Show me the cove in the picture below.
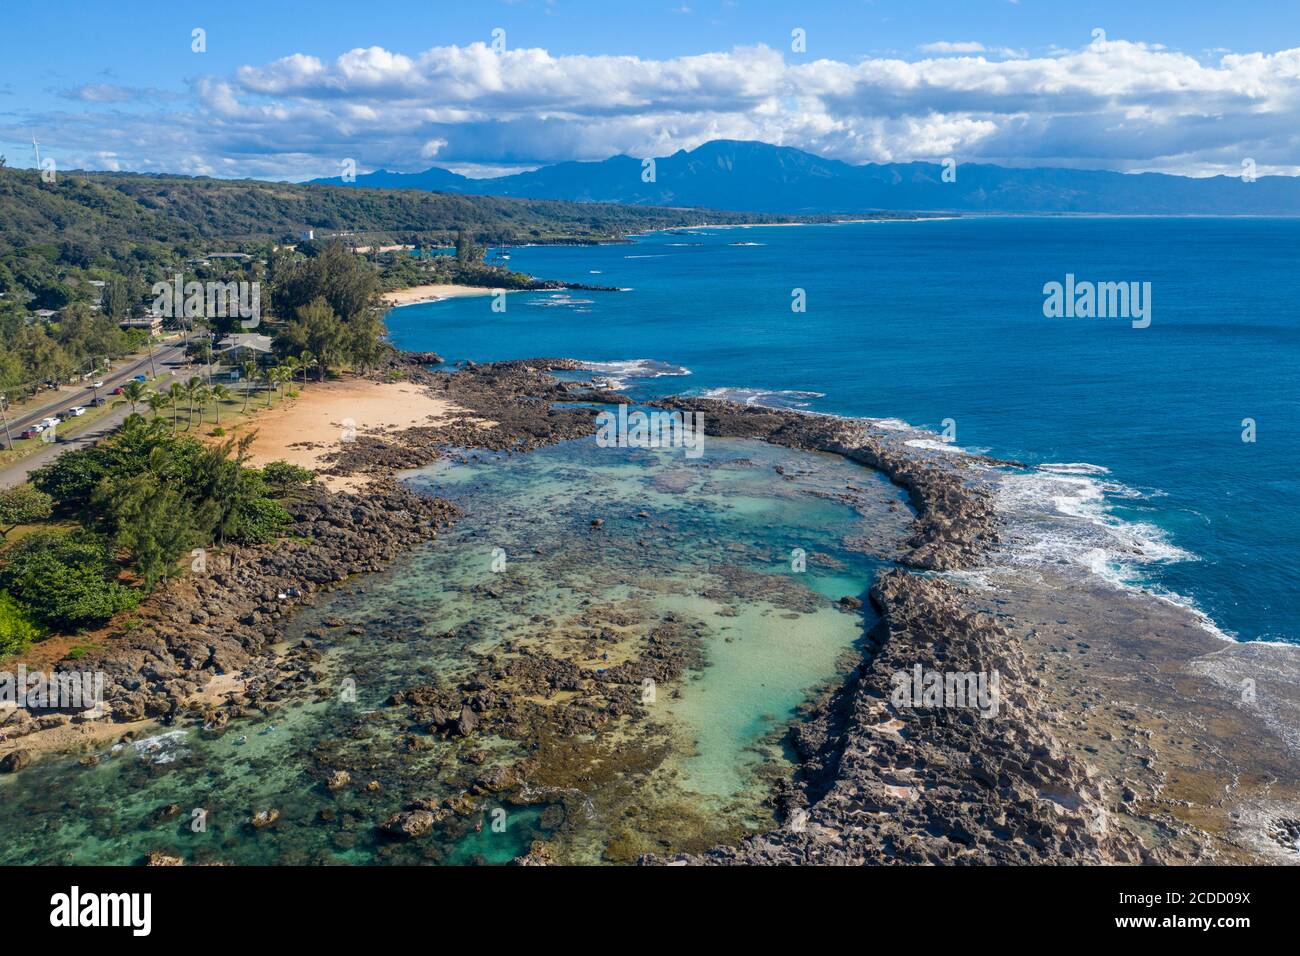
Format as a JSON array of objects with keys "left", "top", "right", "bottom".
[{"left": 0, "top": 435, "right": 911, "bottom": 865}]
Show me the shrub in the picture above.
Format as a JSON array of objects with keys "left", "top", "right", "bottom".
[
  {"left": 0, "top": 591, "right": 44, "bottom": 657},
  {"left": 0, "top": 531, "right": 139, "bottom": 632},
  {"left": 227, "top": 498, "right": 292, "bottom": 544},
  {"left": 260, "top": 460, "right": 315, "bottom": 498}
]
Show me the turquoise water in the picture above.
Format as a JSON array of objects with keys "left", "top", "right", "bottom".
[
  {"left": 0, "top": 437, "right": 908, "bottom": 864},
  {"left": 387, "top": 219, "right": 1300, "bottom": 643}
]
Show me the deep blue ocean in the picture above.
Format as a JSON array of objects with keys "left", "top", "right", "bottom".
[{"left": 386, "top": 218, "right": 1300, "bottom": 644}]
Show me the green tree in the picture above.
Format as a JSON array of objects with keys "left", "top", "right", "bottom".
[
  {"left": 275, "top": 298, "right": 343, "bottom": 381},
  {"left": 121, "top": 378, "right": 147, "bottom": 413},
  {"left": 145, "top": 390, "right": 169, "bottom": 420},
  {"left": 260, "top": 460, "right": 315, "bottom": 498},
  {"left": 0, "top": 531, "right": 139, "bottom": 631},
  {"left": 167, "top": 380, "right": 184, "bottom": 432},
  {"left": 0, "top": 591, "right": 45, "bottom": 657},
  {"left": 0, "top": 485, "right": 54, "bottom": 538},
  {"left": 240, "top": 359, "right": 258, "bottom": 412},
  {"left": 93, "top": 465, "right": 200, "bottom": 589},
  {"left": 210, "top": 383, "right": 232, "bottom": 424}
]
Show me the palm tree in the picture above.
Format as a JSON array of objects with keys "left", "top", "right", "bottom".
[
  {"left": 121, "top": 379, "right": 146, "bottom": 413},
  {"left": 210, "top": 384, "right": 232, "bottom": 425},
  {"left": 192, "top": 383, "right": 212, "bottom": 425},
  {"left": 145, "top": 391, "right": 168, "bottom": 420},
  {"left": 263, "top": 367, "right": 278, "bottom": 407},
  {"left": 298, "top": 351, "right": 317, "bottom": 386},
  {"left": 167, "top": 381, "right": 185, "bottom": 433},
  {"left": 185, "top": 376, "right": 204, "bottom": 428},
  {"left": 241, "top": 359, "right": 258, "bottom": 412},
  {"left": 281, "top": 356, "right": 300, "bottom": 389}
]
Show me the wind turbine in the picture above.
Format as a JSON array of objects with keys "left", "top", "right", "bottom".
[{"left": 31, "top": 135, "right": 40, "bottom": 170}]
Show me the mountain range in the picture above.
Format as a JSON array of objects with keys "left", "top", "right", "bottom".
[{"left": 309, "top": 140, "right": 1300, "bottom": 216}]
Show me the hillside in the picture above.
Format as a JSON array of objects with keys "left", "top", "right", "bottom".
[
  {"left": 311, "top": 139, "right": 1300, "bottom": 216},
  {"left": 0, "top": 165, "right": 805, "bottom": 266}
]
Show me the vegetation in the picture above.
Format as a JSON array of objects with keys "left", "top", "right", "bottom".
[
  {"left": 0, "top": 530, "right": 139, "bottom": 632},
  {"left": 0, "top": 590, "right": 44, "bottom": 657},
  {"left": 0, "top": 416, "right": 313, "bottom": 635},
  {"left": 0, "top": 485, "right": 54, "bottom": 539}
]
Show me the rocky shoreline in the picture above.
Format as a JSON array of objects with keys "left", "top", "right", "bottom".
[{"left": 3, "top": 357, "right": 1296, "bottom": 866}]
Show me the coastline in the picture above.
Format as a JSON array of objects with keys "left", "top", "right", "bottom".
[
  {"left": 381, "top": 284, "right": 502, "bottom": 309},
  {"left": 2, "top": 357, "right": 1297, "bottom": 864}
]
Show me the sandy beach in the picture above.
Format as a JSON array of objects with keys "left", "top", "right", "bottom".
[
  {"left": 238, "top": 378, "right": 474, "bottom": 491},
  {"left": 381, "top": 284, "right": 501, "bottom": 308}
]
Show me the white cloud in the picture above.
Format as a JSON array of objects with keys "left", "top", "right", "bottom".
[
  {"left": 918, "top": 41, "right": 987, "bottom": 54},
  {"left": 9, "top": 38, "right": 1300, "bottom": 179}
]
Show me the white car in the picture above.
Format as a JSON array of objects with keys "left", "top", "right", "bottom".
[
  {"left": 68, "top": 406, "right": 87, "bottom": 416},
  {"left": 39, "top": 417, "right": 60, "bottom": 429},
  {"left": 90, "top": 381, "right": 104, "bottom": 389}
]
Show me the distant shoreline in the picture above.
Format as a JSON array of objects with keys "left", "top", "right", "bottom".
[{"left": 380, "top": 284, "right": 501, "bottom": 308}]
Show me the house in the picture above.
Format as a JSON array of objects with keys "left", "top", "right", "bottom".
[{"left": 215, "top": 332, "right": 274, "bottom": 365}]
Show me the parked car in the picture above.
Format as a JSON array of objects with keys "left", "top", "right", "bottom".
[
  {"left": 90, "top": 397, "right": 107, "bottom": 407},
  {"left": 68, "top": 406, "right": 86, "bottom": 416},
  {"left": 111, "top": 386, "right": 125, "bottom": 395},
  {"left": 20, "top": 428, "right": 42, "bottom": 440},
  {"left": 134, "top": 374, "right": 148, "bottom": 382},
  {"left": 39, "top": 417, "right": 60, "bottom": 429},
  {"left": 90, "top": 380, "right": 104, "bottom": 389}
]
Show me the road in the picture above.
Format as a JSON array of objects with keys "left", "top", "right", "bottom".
[
  {"left": 0, "top": 346, "right": 196, "bottom": 489},
  {"left": 1, "top": 341, "right": 188, "bottom": 441}
]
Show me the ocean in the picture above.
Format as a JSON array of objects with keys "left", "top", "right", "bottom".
[{"left": 387, "top": 217, "right": 1300, "bottom": 645}]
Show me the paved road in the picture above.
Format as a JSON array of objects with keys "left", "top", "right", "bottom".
[
  {"left": 1, "top": 341, "right": 187, "bottom": 442},
  {"left": 0, "top": 347, "right": 196, "bottom": 489}
]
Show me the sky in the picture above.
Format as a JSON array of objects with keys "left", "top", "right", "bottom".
[{"left": 1, "top": 0, "right": 1298, "bottom": 180}]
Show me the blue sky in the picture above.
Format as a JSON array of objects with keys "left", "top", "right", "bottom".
[{"left": 2, "top": 0, "right": 1298, "bottom": 179}]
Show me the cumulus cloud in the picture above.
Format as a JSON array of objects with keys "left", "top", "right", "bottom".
[{"left": 8, "top": 37, "right": 1300, "bottom": 179}]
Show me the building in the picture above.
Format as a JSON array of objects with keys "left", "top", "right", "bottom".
[
  {"left": 119, "top": 315, "right": 163, "bottom": 334},
  {"left": 215, "top": 333, "right": 274, "bottom": 365}
]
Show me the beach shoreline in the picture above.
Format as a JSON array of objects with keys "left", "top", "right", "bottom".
[{"left": 381, "top": 284, "right": 501, "bottom": 308}]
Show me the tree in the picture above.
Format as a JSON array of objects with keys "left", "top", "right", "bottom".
[
  {"left": 184, "top": 376, "right": 203, "bottom": 428},
  {"left": 210, "top": 384, "right": 232, "bottom": 424},
  {"left": 240, "top": 359, "right": 258, "bottom": 412},
  {"left": 167, "top": 381, "right": 185, "bottom": 432},
  {"left": 192, "top": 383, "right": 212, "bottom": 425},
  {"left": 0, "top": 486, "right": 54, "bottom": 538},
  {"left": 30, "top": 447, "right": 111, "bottom": 515},
  {"left": 260, "top": 460, "right": 315, "bottom": 498},
  {"left": 297, "top": 350, "right": 317, "bottom": 385},
  {"left": 121, "top": 379, "right": 147, "bottom": 413},
  {"left": 145, "top": 390, "right": 169, "bottom": 420},
  {"left": 262, "top": 367, "right": 277, "bottom": 406},
  {"left": 0, "top": 590, "right": 44, "bottom": 657},
  {"left": 270, "top": 241, "right": 378, "bottom": 328},
  {"left": 102, "top": 276, "right": 132, "bottom": 321},
  {"left": 0, "top": 531, "right": 139, "bottom": 631},
  {"left": 93, "top": 465, "right": 200, "bottom": 589},
  {"left": 275, "top": 297, "right": 343, "bottom": 381}
]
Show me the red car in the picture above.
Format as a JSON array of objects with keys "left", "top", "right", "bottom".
[
  {"left": 20, "top": 428, "right": 42, "bottom": 440},
  {"left": 111, "top": 386, "right": 125, "bottom": 395}
]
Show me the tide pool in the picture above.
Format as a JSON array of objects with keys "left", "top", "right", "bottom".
[{"left": 0, "top": 436, "right": 909, "bottom": 865}]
